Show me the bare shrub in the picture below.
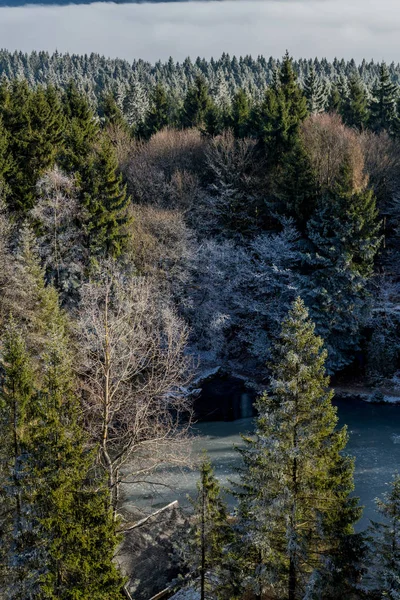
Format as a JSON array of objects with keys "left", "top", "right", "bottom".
[
  {"left": 124, "top": 128, "right": 207, "bottom": 209},
  {"left": 127, "top": 204, "right": 195, "bottom": 289},
  {"left": 301, "top": 113, "right": 367, "bottom": 192}
]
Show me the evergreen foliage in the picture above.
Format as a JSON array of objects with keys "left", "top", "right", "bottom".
[
  {"left": 177, "top": 455, "right": 232, "bottom": 600},
  {"left": 369, "top": 63, "right": 399, "bottom": 135},
  {"left": 82, "top": 137, "right": 130, "bottom": 259},
  {"left": 304, "top": 66, "right": 327, "bottom": 114},
  {"left": 233, "top": 298, "right": 363, "bottom": 600},
  {"left": 275, "top": 139, "right": 319, "bottom": 228},
  {"left": 256, "top": 52, "right": 307, "bottom": 164},
  {"left": 303, "top": 159, "right": 381, "bottom": 370},
  {"left": 372, "top": 474, "right": 400, "bottom": 600},
  {"left": 342, "top": 75, "right": 369, "bottom": 131},
  {"left": 144, "top": 83, "right": 172, "bottom": 137},
  {"left": 182, "top": 76, "right": 212, "bottom": 128}
]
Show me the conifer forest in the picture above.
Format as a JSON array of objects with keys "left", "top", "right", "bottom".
[{"left": 0, "top": 48, "right": 400, "bottom": 599}]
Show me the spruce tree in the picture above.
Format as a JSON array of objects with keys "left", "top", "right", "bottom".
[
  {"left": 99, "top": 91, "right": 126, "bottom": 129},
  {"left": 304, "top": 66, "right": 327, "bottom": 114},
  {"left": 177, "top": 455, "right": 231, "bottom": 600},
  {"left": 275, "top": 139, "right": 319, "bottom": 228},
  {"left": 303, "top": 159, "right": 381, "bottom": 370},
  {"left": 12, "top": 329, "right": 126, "bottom": 600},
  {"left": 60, "top": 81, "right": 99, "bottom": 174},
  {"left": 82, "top": 136, "right": 130, "bottom": 259},
  {"left": 372, "top": 474, "right": 400, "bottom": 600},
  {"left": 257, "top": 52, "right": 307, "bottom": 164},
  {"left": 233, "top": 298, "right": 363, "bottom": 600},
  {"left": 342, "top": 75, "right": 369, "bottom": 131},
  {"left": 144, "top": 83, "right": 171, "bottom": 137},
  {"left": 181, "top": 76, "right": 212, "bottom": 129},
  {"left": 369, "top": 63, "right": 399, "bottom": 134},
  {"left": 230, "top": 88, "right": 251, "bottom": 138},
  {"left": 0, "top": 81, "right": 64, "bottom": 213},
  {"left": 0, "top": 319, "right": 35, "bottom": 591}
]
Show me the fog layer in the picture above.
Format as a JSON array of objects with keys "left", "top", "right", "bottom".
[{"left": 0, "top": 0, "right": 397, "bottom": 62}]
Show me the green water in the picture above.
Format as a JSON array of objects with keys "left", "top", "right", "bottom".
[{"left": 123, "top": 398, "right": 400, "bottom": 530}]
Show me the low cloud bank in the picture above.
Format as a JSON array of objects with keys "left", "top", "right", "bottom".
[{"left": 0, "top": 0, "right": 398, "bottom": 62}]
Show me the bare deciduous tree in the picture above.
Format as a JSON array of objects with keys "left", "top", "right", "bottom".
[
  {"left": 301, "top": 112, "right": 367, "bottom": 192},
  {"left": 32, "top": 167, "right": 86, "bottom": 300},
  {"left": 75, "top": 261, "right": 193, "bottom": 518}
]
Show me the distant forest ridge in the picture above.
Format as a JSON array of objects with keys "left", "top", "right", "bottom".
[{"left": 0, "top": 49, "right": 400, "bottom": 109}]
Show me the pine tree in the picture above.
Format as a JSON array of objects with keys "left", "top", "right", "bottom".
[
  {"left": 0, "top": 81, "right": 64, "bottom": 213},
  {"left": 369, "top": 63, "right": 399, "bottom": 134},
  {"left": 327, "top": 82, "right": 342, "bottom": 113},
  {"left": 275, "top": 139, "right": 319, "bottom": 228},
  {"left": 342, "top": 75, "right": 369, "bottom": 130},
  {"left": 181, "top": 76, "right": 212, "bottom": 129},
  {"left": 304, "top": 66, "right": 327, "bottom": 114},
  {"left": 144, "top": 83, "right": 171, "bottom": 137},
  {"left": 60, "top": 81, "right": 99, "bottom": 174},
  {"left": 372, "top": 474, "right": 400, "bottom": 600},
  {"left": 0, "top": 319, "right": 34, "bottom": 591},
  {"left": 99, "top": 91, "right": 126, "bottom": 129},
  {"left": 0, "top": 320, "right": 126, "bottom": 599},
  {"left": 256, "top": 52, "right": 307, "bottom": 164},
  {"left": 233, "top": 298, "right": 363, "bottom": 600},
  {"left": 230, "top": 88, "right": 251, "bottom": 138},
  {"left": 17, "top": 330, "right": 125, "bottom": 599},
  {"left": 82, "top": 136, "right": 130, "bottom": 259},
  {"left": 177, "top": 455, "right": 232, "bottom": 600},
  {"left": 303, "top": 159, "right": 382, "bottom": 370}
]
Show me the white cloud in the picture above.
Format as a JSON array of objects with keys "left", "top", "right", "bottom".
[{"left": 0, "top": 0, "right": 399, "bottom": 63}]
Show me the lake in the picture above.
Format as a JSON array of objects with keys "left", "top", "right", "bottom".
[{"left": 123, "top": 398, "right": 400, "bottom": 531}]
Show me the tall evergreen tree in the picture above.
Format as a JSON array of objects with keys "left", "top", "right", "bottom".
[
  {"left": 13, "top": 329, "right": 126, "bottom": 600},
  {"left": 82, "top": 137, "right": 130, "bottom": 259},
  {"left": 144, "top": 83, "right": 171, "bottom": 137},
  {"left": 233, "top": 298, "right": 363, "bottom": 600},
  {"left": 341, "top": 75, "right": 369, "bottom": 130},
  {"left": 181, "top": 76, "right": 212, "bottom": 129},
  {"left": 99, "top": 91, "right": 126, "bottom": 129},
  {"left": 0, "top": 81, "right": 64, "bottom": 213},
  {"left": 372, "top": 474, "right": 400, "bottom": 600},
  {"left": 60, "top": 81, "right": 99, "bottom": 174},
  {"left": 275, "top": 139, "right": 319, "bottom": 228},
  {"left": 177, "top": 455, "right": 231, "bottom": 600},
  {"left": 303, "top": 159, "right": 382, "bottom": 370},
  {"left": 230, "top": 88, "right": 251, "bottom": 138},
  {"left": 369, "top": 63, "right": 399, "bottom": 134},
  {"left": 256, "top": 52, "right": 307, "bottom": 164},
  {"left": 304, "top": 66, "right": 327, "bottom": 114},
  {"left": 0, "top": 320, "right": 34, "bottom": 592}
]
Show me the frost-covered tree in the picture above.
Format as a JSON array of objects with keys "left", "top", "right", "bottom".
[
  {"left": 233, "top": 298, "right": 363, "bottom": 600},
  {"left": 32, "top": 167, "right": 86, "bottom": 301},
  {"left": 76, "top": 261, "right": 192, "bottom": 514},
  {"left": 122, "top": 75, "right": 150, "bottom": 131},
  {"left": 204, "top": 130, "right": 258, "bottom": 235},
  {"left": 304, "top": 66, "right": 327, "bottom": 114}
]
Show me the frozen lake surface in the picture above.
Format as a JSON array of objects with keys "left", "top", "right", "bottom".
[{"left": 123, "top": 398, "right": 400, "bottom": 531}]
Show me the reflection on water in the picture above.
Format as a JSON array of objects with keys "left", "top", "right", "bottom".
[{"left": 122, "top": 398, "right": 400, "bottom": 530}]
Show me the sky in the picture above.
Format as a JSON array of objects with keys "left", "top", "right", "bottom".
[{"left": 0, "top": 0, "right": 398, "bottom": 63}]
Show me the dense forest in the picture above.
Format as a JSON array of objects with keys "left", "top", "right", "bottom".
[{"left": 0, "top": 51, "right": 400, "bottom": 598}]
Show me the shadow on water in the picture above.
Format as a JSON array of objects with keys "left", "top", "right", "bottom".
[{"left": 124, "top": 376, "right": 400, "bottom": 531}]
